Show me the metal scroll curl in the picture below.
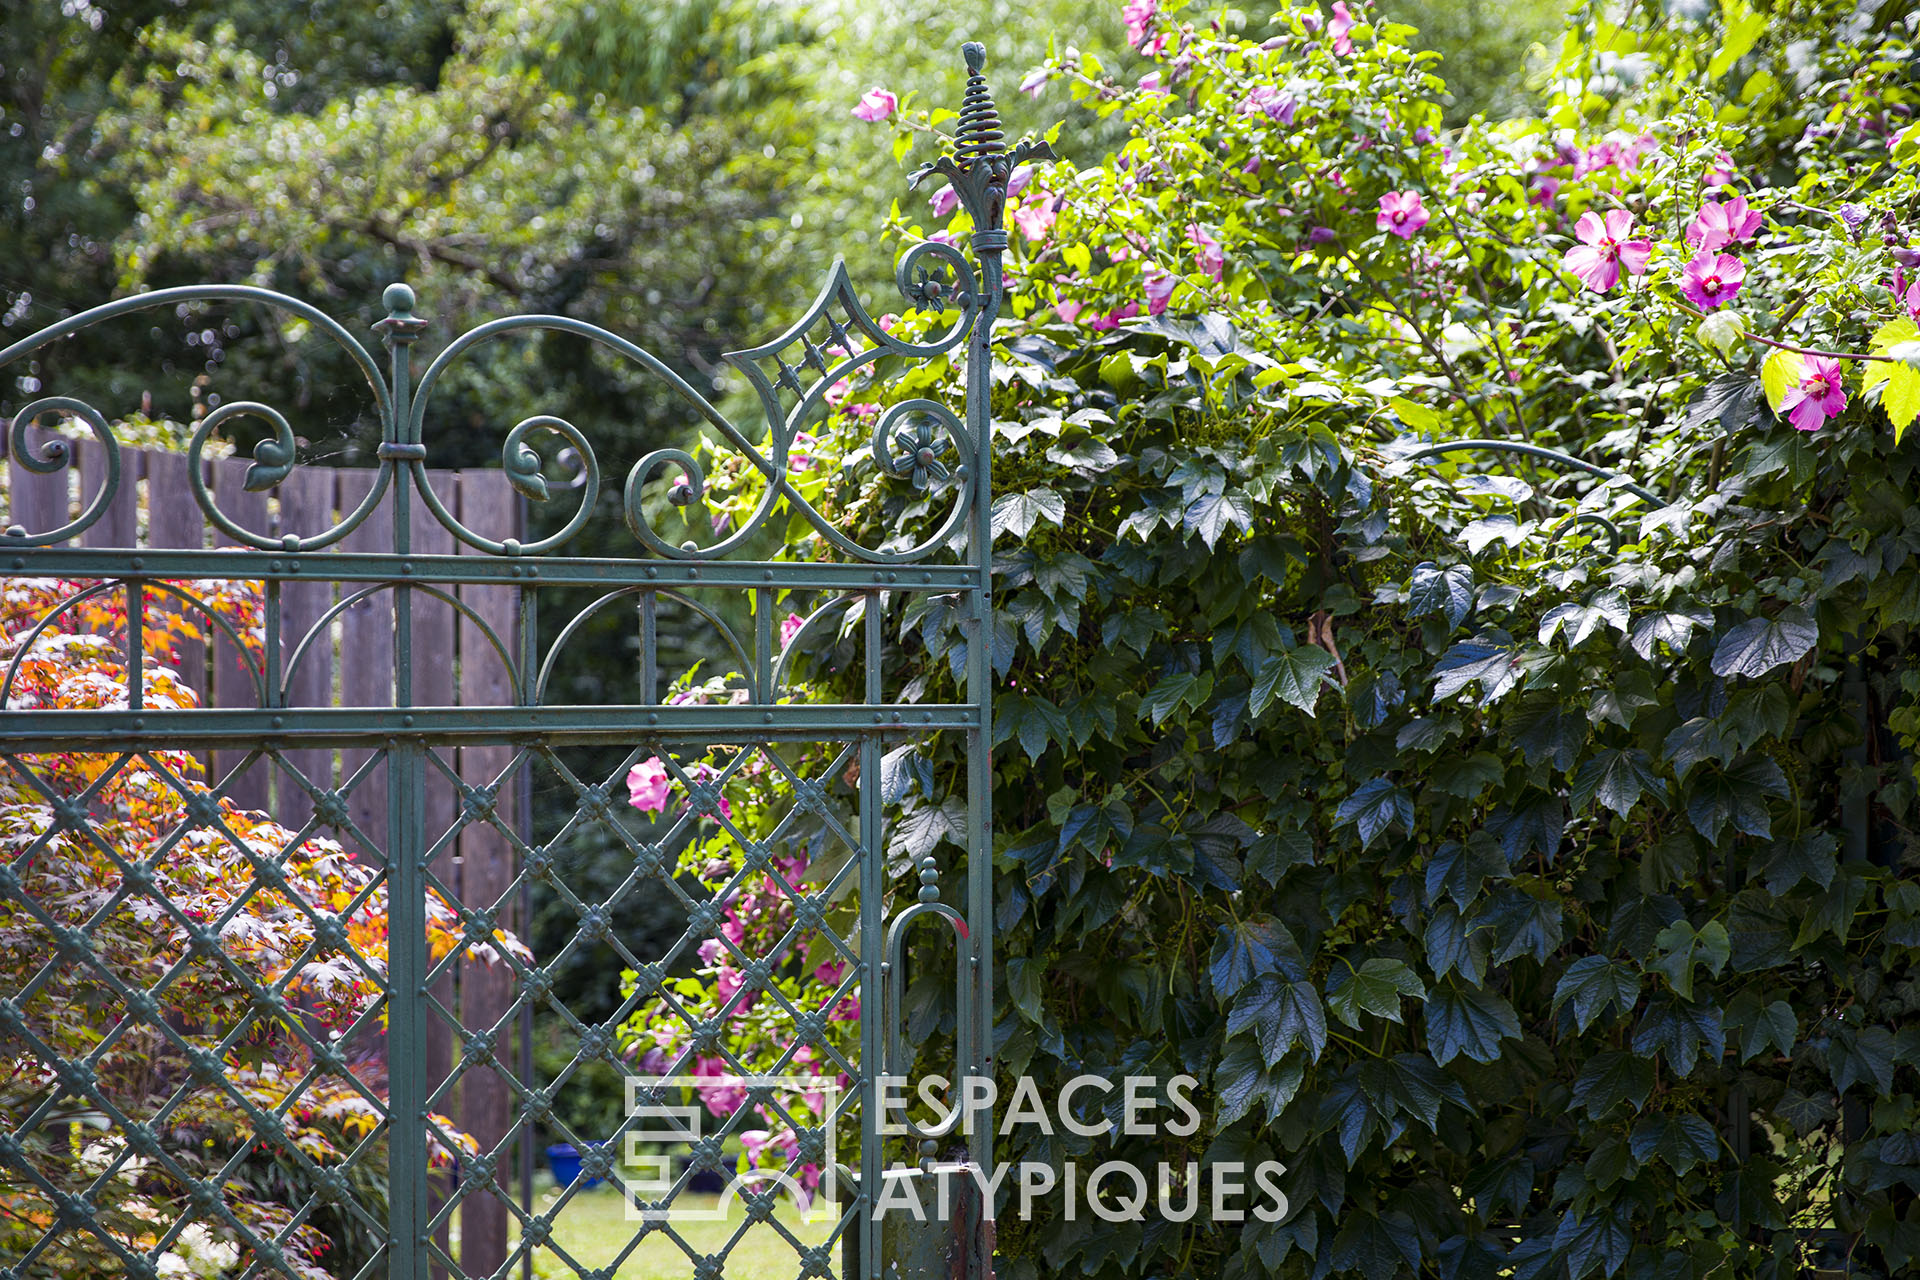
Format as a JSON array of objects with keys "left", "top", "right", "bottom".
[
  {"left": 621, "top": 248, "right": 982, "bottom": 564},
  {"left": 0, "top": 284, "right": 391, "bottom": 549},
  {"left": 410, "top": 413, "right": 601, "bottom": 557}
]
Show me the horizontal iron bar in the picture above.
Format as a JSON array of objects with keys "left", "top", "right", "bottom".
[
  {"left": 0, "top": 704, "right": 977, "bottom": 750},
  {"left": 0, "top": 547, "right": 979, "bottom": 592}
]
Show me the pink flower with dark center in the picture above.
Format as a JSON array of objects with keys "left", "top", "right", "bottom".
[
  {"left": 1687, "top": 196, "right": 1763, "bottom": 252},
  {"left": 1680, "top": 248, "right": 1745, "bottom": 309},
  {"left": 1143, "top": 269, "right": 1177, "bottom": 315},
  {"left": 851, "top": 88, "right": 897, "bottom": 122},
  {"left": 1563, "top": 209, "right": 1652, "bottom": 293},
  {"left": 1329, "top": 1, "right": 1354, "bottom": 54},
  {"left": 1780, "top": 356, "right": 1846, "bottom": 432},
  {"left": 1375, "top": 190, "right": 1429, "bottom": 239},
  {"left": 1187, "top": 224, "right": 1225, "bottom": 279},
  {"left": 929, "top": 186, "right": 958, "bottom": 218}
]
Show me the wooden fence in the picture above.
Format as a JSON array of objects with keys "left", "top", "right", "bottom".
[{"left": 4, "top": 427, "right": 527, "bottom": 1274}]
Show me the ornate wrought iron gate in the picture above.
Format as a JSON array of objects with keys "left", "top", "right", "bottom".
[{"left": 0, "top": 43, "right": 1035, "bottom": 1280}]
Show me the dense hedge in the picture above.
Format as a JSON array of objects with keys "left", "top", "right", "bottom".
[{"left": 762, "top": 1, "right": 1920, "bottom": 1276}]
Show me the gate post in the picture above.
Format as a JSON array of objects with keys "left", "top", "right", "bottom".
[
  {"left": 872, "top": 43, "right": 1055, "bottom": 1279},
  {"left": 377, "top": 282, "right": 433, "bottom": 1280}
]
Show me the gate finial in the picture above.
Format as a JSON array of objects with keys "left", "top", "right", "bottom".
[{"left": 908, "top": 41, "right": 1056, "bottom": 243}]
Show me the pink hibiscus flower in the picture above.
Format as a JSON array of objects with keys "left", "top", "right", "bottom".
[
  {"left": 1375, "top": 190, "right": 1429, "bottom": 239},
  {"left": 1679, "top": 248, "right": 1745, "bottom": 310},
  {"left": 1779, "top": 356, "right": 1846, "bottom": 432},
  {"left": 1563, "top": 210, "right": 1652, "bottom": 293},
  {"left": 626, "top": 757, "right": 670, "bottom": 813},
  {"left": 1329, "top": 1, "right": 1355, "bottom": 54},
  {"left": 1703, "top": 151, "right": 1737, "bottom": 187},
  {"left": 780, "top": 612, "right": 806, "bottom": 648},
  {"left": 1054, "top": 299, "right": 1086, "bottom": 325},
  {"left": 1012, "top": 196, "right": 1056, "bottom": 243},
  {"left": 851, "top": 88, "right": 897, "bottom": 122},
  {"left": 1143, "top": 269, "right": 1177, "bottom": 315},
  {"left": 929, "top": 186, "right": 958, "bottom": 218},
  {"left": 1123, "top": 0, "right": 1164, "bottom": 52},
  {"left": 1687, "top": 196, "right": 1763, "bottom": 252},
  {"left": 1187, "top": 224, "right": 1225, "bottom": 279}
]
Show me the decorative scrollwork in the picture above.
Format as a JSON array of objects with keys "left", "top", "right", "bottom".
[
  {"left": 0, "top": 284, "right": 390, "bottom": 551},
  {"left": 4, "top": 398, "right": 116, "bottom": 546}
]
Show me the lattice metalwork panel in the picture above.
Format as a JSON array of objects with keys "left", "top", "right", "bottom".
[{"left": 0, "top": 39, "right": 1033, "bottom": 1280}]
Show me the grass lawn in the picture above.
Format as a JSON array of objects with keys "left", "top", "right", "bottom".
[{"left": 504, "top": 1183, "right": 840, "bottom": 1280}]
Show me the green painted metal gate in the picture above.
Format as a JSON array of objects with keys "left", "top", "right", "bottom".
[{"left": 0, "top": 44, "right": 1039, "bottom": 1280}]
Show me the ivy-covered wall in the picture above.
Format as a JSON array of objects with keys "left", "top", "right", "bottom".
[{"left": 673, "top": 0, "right": 1920, "bottom": 1275}]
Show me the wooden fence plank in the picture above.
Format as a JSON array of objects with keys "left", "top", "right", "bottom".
[
  {"left": 77, "top": 438, "right": 140, "bottom": 549},
  {"left": 335, "top": 469, "right": 394, "bottom": 850},
  {"left": 142, "top": 450, "right": 207, "bottom": 744},
  {"left": 5, "top": 425, "right": 69, "bottom": 539},
  {"left": 457, "top": 469, "right": 520, "bottom": 1276},
  {"left": 275, "top": 468, "right": 337, "bottom": 829},
  {"left": 211, "top": 456, "right": 270, "bottom": 812}
]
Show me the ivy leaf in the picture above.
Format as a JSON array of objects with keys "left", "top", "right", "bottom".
[
  {"left": 1425, "top": 833, "right": 1509, "bottom": 907},
  {"left": 1556, "top": 1204, "right": 1633, "bottom": 1280},
  {"left": 1710, "top": 607, "right": 1818, "bottom": 678},
  {"left": 1461, "top": 513, "right": 1533, "bottom": 554},
  {"left": 1409, "top": 561, "right": 1475, "bottom": 629},
  {"left": 1756, "top": 830, "right": 1838, "bottom": 894},
  {"left": 1629, "top": 606, "right": 1713, "bottom": 659},
  {"left": 1138, "top": 670, "right": 1213, "bottom": 726},
  {"left": 1228, "top": 973, "right": 1328, "bottom": 1063},
  {"left": 1326, "top": 958, "right": 1426, "bottom": 1028},
  {"left": 1632, "top": 995, "right": 1725, "bottom": 1077},
  {"left": 1214, "top": 1039, "right": 1305, "bottom": 1127},
  {"left": 1508, "top": 697, "right": 1585, "bottom": 771},
  {"left": 1488, "top": 792, "right": 1566, "bottom": 863},
  {"left": 1682, "top": 371, "right": 1764, "bottom": 432},
  {"left": 1571, "top": 1051, "right": 1656, "bottom": 1118},
  {"left": 1210, "top": 914, "right": 1305, "bottom": 998},
  {"left": 989, "top": 488, "right": 1067, "bottom": 540},
  {"left": 1246, "top": 829, "right": 1316, "bottom": 884},
  {"left": 1425, "top": 902, "right": 1490, "bottom": 985},
  {"left": 1552, "top": 956, "right": 1643, "bottom": 1032},
  {"left": 1432, "top": 635, "right": 1524, "bottom": 705},
  {"left": 1336, "top": 778, "right": 1415, "bottom": 850},
  {"left": 1184, "top": 490, "right": 1254, "bottom": 549},
  {"left": 1425, "top": 981, "right": 1521, "bottom": 1065},
  {"left": 1330, "top": 1210, "right": 1422, "bottom": 1280},
  {"left": 1726, "top": 992, "right": 1797, "bottom": 1062},
  {"left": 1684, "top": 752, "right": 1789, "bottom": 843},
  {"left": 1539, "top": 589, "right": 1630, "bottom": 647},
  {"left": 1570, "top": 748, "right": 1668, "bottom": 819},
  {"left": 1828, "top": 1026, "right": 1897, "bottom": 1096},
  {"left": 1649, "top": 919, "right": 1731, "bottom": 1001},
  {"left": 1484, "top": 888, "right": 1565, "bottom": 964},
  {"left": 1250, "top": 646, "right": 1337, "bottom": 717}
]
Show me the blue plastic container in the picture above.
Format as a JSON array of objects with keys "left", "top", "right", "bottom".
[{"left": 545, "top": 1142, "right": 604, "bottom": 1189}]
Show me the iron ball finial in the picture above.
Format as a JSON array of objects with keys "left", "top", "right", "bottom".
[{"left": 382, "top": 282, "right": 416, "bottom": 315}]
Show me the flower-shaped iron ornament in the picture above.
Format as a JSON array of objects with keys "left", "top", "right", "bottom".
[{"left": 872, "top": 400, "right": 964, "bottom": 491}]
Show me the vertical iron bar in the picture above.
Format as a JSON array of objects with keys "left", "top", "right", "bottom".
[
  {"left": 640, "top": 592, "right": 658, "bottom": 705},
  {"left": 379, "top": 281, "right": 429, "bottom": 1280},
  {"left": 755, "top": 587, "right": 773, "bottom": 702},
  {"left": 861, "top": 587, "right": 885, "bottom": 1275},
  {"left": 263, "top": 579, "right": 281, "bottom": 708},
  {"left": 127, "top": 580, "right": 144, "bottom": 711}
]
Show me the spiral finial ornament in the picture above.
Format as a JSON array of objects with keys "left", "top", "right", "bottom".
[{"left": 954, "top": 43, "right": 1005, "bottom": 168}]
